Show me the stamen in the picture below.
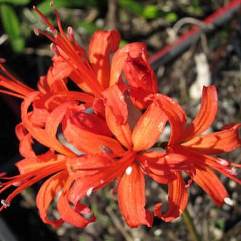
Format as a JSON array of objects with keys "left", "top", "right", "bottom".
[
  {"left": 1, "top": 199, "right": 10, "bottom": 208},
  {"left": 218, "top": 158, "right": 229, "bottom": 167},
  {"left": 185, "top": 178, "right": 193, "bottom": 188},
  {"left": 224, "top": 197, "right": 234, "bottom": 206},
  {"left": 86, "top": 187, "right": 94, "bottom": 197},
  {"left": 125, "top": 166, "right": 133, "bottom": 175},
  {"left": 33, "top": 6, "right": 56, "bottom": 32},
  {"left": 67, "top": 26, "right": 74, "bottom": 41},
  {"left": 228, "top": 167, "right": 238, "bottom": 176},
  {"left": 54, "top": 9, "right": 65, "bottom": 35},
  {"left": 50, "top": 43, "right": 60, "bottom": 55},
  {"left": 33, "top": 27, "right": 40, "bottom": 36}
]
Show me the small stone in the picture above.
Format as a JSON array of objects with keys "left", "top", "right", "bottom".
[{"left": 224, "top": 197, "right": 234, "bottom": 206}]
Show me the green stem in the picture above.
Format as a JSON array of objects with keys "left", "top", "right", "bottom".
[{"left": 182, "top": 209, "right": 202, "bottom": 241}]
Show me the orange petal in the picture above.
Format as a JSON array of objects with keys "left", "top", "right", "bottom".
[
  {"left": 155, "top": 94, "right": 187, "bottom": 144},
  {"left": 132, "top": 102, "right": 167, "bottom": 151},
  {"left": 15, "top": 123, "right": 36, "bottom": 158},
  {"left": 124, "top": 52, "right": 157, "bottom": 108},
  {"left": 117, "top": 163, "right": 153, "bottom": 227},
  {"left": 109, "top": 42, "right": 146, "bottom": 86},
  {"left": 88, "top": 30, "right": 120, "bottom": 88},
  {"left": 62, "top": 113, "right": 125, "bottom": 156},
  {"left": 105, "top": 105, "right": 132, "bottom": 149},
  {"left": 65, "top": 106, "right": 112, "bottom": 137},
  {"left": 21, "top": 92, "right": 74, "bottom": 157},
  {"left": 36, "top": 172, "right": 66, "bottom": 228},
  {"left": 154, "top": 172, "right": 188, "bottom": 222},
  {"left": 68, "top": 151, "right": 135, "bottom": 205},
  {"left": 191, "top": 167, "right": 228, "bottom": 206},
  {"left": 183, "top": 85, "right": 218, "bottom": 141},
  {"left": 139, "top": 153, "right": 175, "bottom": 184},
  {"left": 103, "top": 84, "right": 128, "bottom": 124},
  {"left": 66, "top": 154, "right": 114, "bottom": 174},
  {"left": 182, "top": 123, "right": 241, "bottom": 154},
  {"left": 16, "top": 151, "right": 57, "bottom": 174},
  {"left": 57, "top": 185, "right": 95, "bottom": 228}
]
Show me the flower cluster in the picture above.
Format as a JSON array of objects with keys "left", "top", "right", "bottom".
[{"left": 0, "top": 8, "right": 240, "bottom": 228}]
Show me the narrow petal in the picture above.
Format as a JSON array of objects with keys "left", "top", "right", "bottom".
[
  {"left": 16, "top": 124, "right": 36, "bottom": 158},
  {"left": 132, "top": 102, "right": 167, "bottom": 151},
  {"left": 139, "top": 153, "right": 175, "bottom": 184},
  {"left": 182, "top": 85, "right": 218, "bottom": 141},
  {"left": 88, "top": 30, "right": 120, "bottom": 88},
  {"left": 154, "top": 94, "right": 187, "bottom": 144},
  {"left": 124, "top": 52, "right": 157, "bottom": 108},
  {"left": 68, "top": 151, "right": 135, "bottom": 205},
  {"left": 103, "top": 84, "right": 128, "bottom": 124},
  {"left": 191, "top": 167, "right": 228, "bottom": 206},
  {"left": 57, "top": 185, "right": 95, "bottom": 228},
  {"left": 117, "top": 163, "right": 153, "bottom": 227},
  {"left": 16, "top": 151, "right": 57, "bottom": 174},
  {"left": 105, "top": 105, "right": 132, "bottom": 149},
  {"left": 66, "top": 154, "right": 114, "bottom": 174},
  {"left": 66, "top": 106, "right": 112, "bottom": 137},
  {"left": 182, "top": 123, "right": 241, "bottom": 154},
  {"left": 154, "top": 172, "right": 188, "bottom": 222},
  {"left": 109, "top": 42, "right": 146, "bottom": 86},
  {"left": 21, "top": 92, "right": 74, "bottom": 157},
  {"left": 36, "top": 172, "right": 66, "bottom": 228},
  {"left": 62, "top": 113, "right": 125, "bottom": 156}
]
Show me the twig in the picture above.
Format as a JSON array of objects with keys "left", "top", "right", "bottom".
[
  {"left": 182, "top": 208, "right": 202, "bottom": 241},
  {"left": 106, "top": 0, "right": 118, "bottom": 29},
  {"left": 106, "top": 206, "right": 133, "bottom": 241}
]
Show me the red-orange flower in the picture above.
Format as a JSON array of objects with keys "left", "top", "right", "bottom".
[
  {"left": 150, "top": 86, "right": 241, "bottom": 219},
  {"left": 0, "top": 7, "right": 240, "bottom": 230},
  {"left": 0, "top": 9, "right": 159, "bottom": 228},
  {"left": 61, "top": 83, "right": 190, "bottom": 227}
]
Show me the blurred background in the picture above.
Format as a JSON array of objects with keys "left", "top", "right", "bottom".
[{"left": 0, "top": 0, "right": 241, "bottom": 241}]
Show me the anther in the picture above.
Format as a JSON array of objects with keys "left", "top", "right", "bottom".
[
  {"left": 1, "top": 199, "right": 10, "bottom": 208},
  {"left": 229, "top": 167, "right": 237, "bottom": 176},
  {"left": 125, "top": 166, "right": 133, "bottom": 175},
  {"left": 33, "top": 28, "right": 40, "bottom": 36},
  {"left": 218, "top": 158, "right": 229, "bottom": 167},
  {"left": 67, "top": 26, "right": 74, "bottom": 40},
  {"left": 86, "top": 187, "right": 94, "bottom": 197}
]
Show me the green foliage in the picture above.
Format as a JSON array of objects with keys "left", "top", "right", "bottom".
[
  {"left": 78, "top": 21, "right": 99, "bottom": 35},
  {"left": 119, "top": 0, "right": 178, "bottom": 22},
  {"left": 119, "top": 0, "right": 144, "bottom": 16},
  {"left": 164, "top": 12, "right": 178, "bottom": 23},
  {"left": 142, "top": 5, "right": 160, "bottom": 19},
  {"left": 0, "top": 4, "right": 25, "bottom": 52},
  {"left": 0, "top": 0, "right": 30, "bottom": 5},
  {"left": 186, "top": 0, "right": 203, "bottom": 15},
  {"left": 215, "top": 219, "right": 225, "bottom": 230},
  {"left": 37, "top": 0, "right": 98, "bottom": 14}
]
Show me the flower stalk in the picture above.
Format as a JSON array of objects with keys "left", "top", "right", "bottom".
[{"left": 182, "top": 209, "right": 202, "bottom": 241}]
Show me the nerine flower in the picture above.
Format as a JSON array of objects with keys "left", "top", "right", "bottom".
[
  {"left": 0, "top": 7, "right": 159, "bottom": 228},
  {"left": 0, "top": 6, "right": 240, "bottom": 230},
  {"left": 150, "top": 86, "right": 241, "bottom": 219}
]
